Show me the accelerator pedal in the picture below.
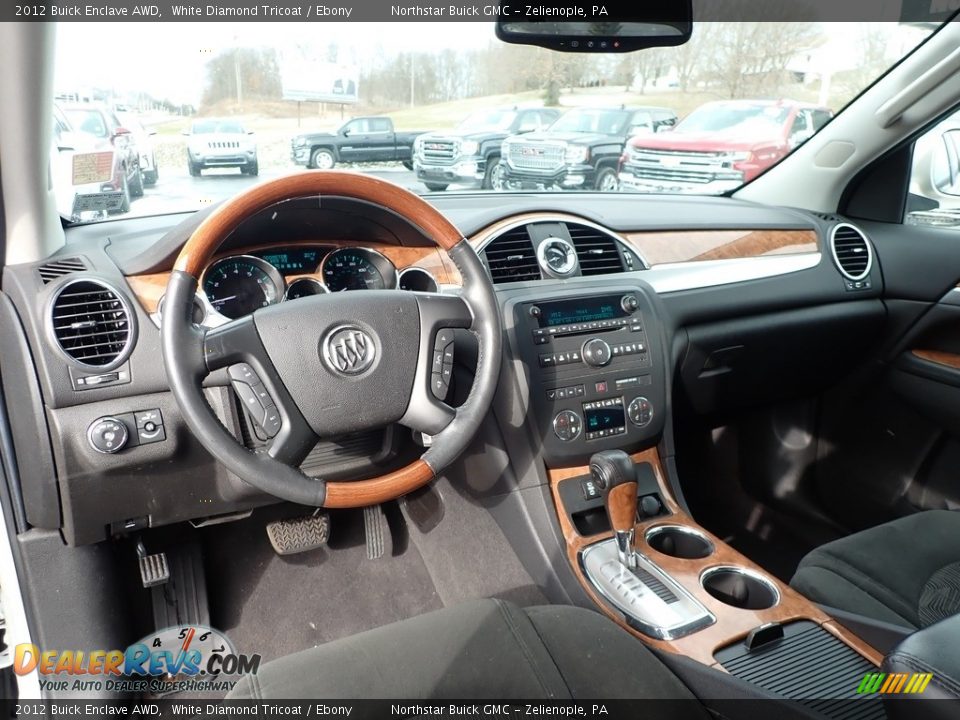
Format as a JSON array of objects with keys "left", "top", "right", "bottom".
[
  {"left": 266, "top": 511, "right": 330, "bottom": 556},
  {"left": 363, "top": 505, "right": 393, "bottom": 560}
]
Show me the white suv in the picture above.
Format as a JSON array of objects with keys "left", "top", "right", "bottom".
[{"left": 183, "top": 118, "right": 258, "bottom": 176}]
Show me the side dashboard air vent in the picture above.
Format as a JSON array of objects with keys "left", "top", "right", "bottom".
[
  {"left": 566, "top": 223, "right": 626, "bottom": 276},
  {"left": 50, "top": 280, "right": 134, "bottom": 367},
  {"left": 830, "top": 223, "right": 872, "bottom": 281},
  {"left": 482, "top": 226, "right": 542, "bottom": 284},
  {"left": 37, "top": 257, "right": 87, "bottom": 284}
]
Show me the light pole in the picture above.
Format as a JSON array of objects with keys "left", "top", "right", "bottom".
[
  {"left": 234, "top": 35, "right": 243, "bottom": 105},
  {"left": 410, "top": 53, "right": 415, "bottom": 108}
]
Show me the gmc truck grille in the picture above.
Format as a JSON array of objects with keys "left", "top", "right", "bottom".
[
  {"left": 626, "top": 148, "right": 733, "bottom": 184},
  {"left": 507, "top": 142, "right": 565, "bottom": 172},
  {"left": 421, "top": 139, "right": 458, "bottom": 165}
]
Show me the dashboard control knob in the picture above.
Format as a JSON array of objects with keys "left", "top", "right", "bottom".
[
  {"left": 627, "top": 397, "right": 654, "bottom": 427},
  {"left": 581, "top": 338, "right": 612, "bottom": 367},
  {"left": 552, "top": 410, "right": 582, "bottom": 442},
  {"left": 529, "top": 305, "right": 542, "bottom": 319},
  {"left": 621, "top": 295, "right": 639, "bottom": 313},
  {"left": 87, "top": 417, "right": 129, "bottom": 454}
]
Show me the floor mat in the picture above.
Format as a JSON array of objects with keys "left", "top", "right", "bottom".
[
  {"left": 200, "top": 505, "right": 443, "bottom": 665},
  {"left": 402, "top": 478, "right": 547, "bottom": 608}
]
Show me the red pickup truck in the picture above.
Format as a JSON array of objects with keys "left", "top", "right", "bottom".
[{"left": 618, "top": 99, "right": 832, "bottom": 195}]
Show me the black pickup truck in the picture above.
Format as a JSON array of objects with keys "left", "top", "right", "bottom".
[
  {"left": 412, "top": 107, "right": 561, "bottom": 191},
  {"left": 500, "top": 106, "right": 678, "bottom": 192},
  {"left": 291, "top": 116, "right": 430, "bottom": 170}
]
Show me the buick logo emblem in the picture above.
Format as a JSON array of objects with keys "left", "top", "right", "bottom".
[{"left": 323, "top": 326, "right": 376, "bottom": 375}]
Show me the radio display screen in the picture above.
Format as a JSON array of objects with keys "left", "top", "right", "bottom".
[
  {"left": 585, "top": 406, "right": 626, "bottom": 432},
  {"left": 538, "top": 295, "right": 626, "bottom": 328}
]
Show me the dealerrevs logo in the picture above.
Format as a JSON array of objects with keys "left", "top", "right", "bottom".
[{"left": 14, "top": 625, "right": 260, "bottom": 682}]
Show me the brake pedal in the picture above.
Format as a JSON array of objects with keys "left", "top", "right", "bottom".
[
  {"left": 363, "top": 505, "right": 393, "bottom": 560},
  {"left": 137, "top": 543, "right": 170, "bottom": 588},
  {"left": 266, "top": 512, "right": 330, "bottom": 555},
  {"left": 139, "top": 552, "right": 170, "bottom": 588}
]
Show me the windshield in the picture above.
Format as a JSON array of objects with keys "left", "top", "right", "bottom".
[
  {"left": 676, "top": 103, "right": 791, "bottom": 135},
  {"left": 550, "top": 109, "right": 631, "bottom": 135},
  {"left": 52, "top": 21, "right": 936, "bottom": 223},
  {"left": 191, "top": 120, "right": 248, "bottom": 135},
  {"left": 64, "top": 109, "right": 110, "bottom": 140},
  {"left": 457, "top": 110, "right": 518, "bottom": 133}
]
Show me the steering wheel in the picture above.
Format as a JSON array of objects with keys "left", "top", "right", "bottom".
[{"left": 161, "top": 172, "right": 502, "bottom": 507}]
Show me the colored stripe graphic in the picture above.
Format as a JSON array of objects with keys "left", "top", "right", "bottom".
[{"left": 857, "top": 672, "right": 933, "bottom": 694}]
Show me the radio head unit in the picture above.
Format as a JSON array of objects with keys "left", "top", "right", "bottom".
[{"left": 512, "top": 286, "right": 666, "bottom": 465}]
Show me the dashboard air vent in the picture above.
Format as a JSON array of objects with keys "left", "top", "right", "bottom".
[
  {"left": 50, "top": 280, "right": 133, "bottom": 367},
  {"left": 830, "top": 223, "right": 872, "bottom": 281},
  {"left": 482, "top": 226, "right": 542, "bottom": 284},
  {"left": 567, "top": 223, "right": 626, "bottom": 276},
  {"left": 37, "top": 257, "right": 87, "bottom": 284}
]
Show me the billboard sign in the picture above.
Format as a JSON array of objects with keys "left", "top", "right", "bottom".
[{"left": 280, "top": 47, "right": 359, "bottom": 104}]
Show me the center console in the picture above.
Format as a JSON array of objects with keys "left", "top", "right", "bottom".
[{"left": 509, "top": 286, "right": 666, "bottom": 465}]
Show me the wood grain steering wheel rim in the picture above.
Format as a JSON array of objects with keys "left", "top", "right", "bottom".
[{"left": 161, "top": 171, "right": 502, "bottom": 508}]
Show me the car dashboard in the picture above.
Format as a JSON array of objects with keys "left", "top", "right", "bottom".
[{"left": 0, "top": 190, "right": 877, "bottom": 547}]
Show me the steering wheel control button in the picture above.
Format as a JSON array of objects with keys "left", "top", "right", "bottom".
[
  {"left": 228, "top": 363, "right": 282, "bottom": 439},
  {"left": 228, "top": 363, "right": 258, "bottom": 383},
  {"left": 88, "top": 417, "right": 130, "bottom": 454},
  {"left": 582, "top": 338, "right": 612, "bottom": 367},
  {"left": 628, "top": 397, "right": 654, "bottom": 427},
  {"left": 261, "top": 406, "right": 282, "bottom": 438},
  {"left": 431, "top": 330, "right": 456, "bottom": 400},
  {"left": 553, "top": 410, "right": 583, "bottom": 442}
]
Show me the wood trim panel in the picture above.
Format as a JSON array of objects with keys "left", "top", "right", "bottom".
[
  {"left": 548, "top": 448, "right": 882, "bottom": 669},
  {"left": 323, "top": 459, "right": 434, "bottom": 509},
  {"left": 174, "top": 171, "right": 465, "bottom": 276},
  {"left": 912, "top": 349, "right": 960, "bottom": 370},
  {"left": 466, "top": 213, "right": 817, "bottom": 268},
  {"left": 125, "top": 240, "right": 462, "bottom": 315},
  {"left": 624, "top": 229, "right": 819, "bottom": 266}
]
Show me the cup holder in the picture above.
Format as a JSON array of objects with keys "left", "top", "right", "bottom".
[
  {"left": 701, "top": 566, "right": 780, "bottom": 610},
  {"left": 645, "top": 525, "right": 714, "bottom": 560}
]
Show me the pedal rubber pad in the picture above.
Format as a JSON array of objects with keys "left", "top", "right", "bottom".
[
  {"left": 363, "top": 505, "right": 393, "bottom": 560},
  {"left": 266, "top": 513, "right": 330, "bottom": 556},
  {"left": 139, "top": 552, "right": 170, "bottom": 588}
]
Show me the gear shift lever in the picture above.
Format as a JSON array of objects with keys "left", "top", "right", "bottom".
[{"left": 590, "top": 450, "right": 638, "bottom": 568}]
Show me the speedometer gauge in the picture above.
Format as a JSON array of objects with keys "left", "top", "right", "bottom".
[
  {"left": 320, "top": 248, "right": 397, "bottom": 292},
  {"left": 202, "top": 256, "right": 284, "bottom": 319}
]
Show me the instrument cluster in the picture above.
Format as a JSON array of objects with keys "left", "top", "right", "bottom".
[{"left": 200, "top": 246, "right": 439, "bottom": 320}]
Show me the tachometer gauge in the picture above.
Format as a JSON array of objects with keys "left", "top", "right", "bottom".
[
  {"left": 320, "top": 248, "right": 397, "bottom": 292},
  {"left": 202, "top": 256, "right": 284, "bottom": 319}
]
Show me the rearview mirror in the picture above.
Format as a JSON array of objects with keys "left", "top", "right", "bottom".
[{"left": 495, "top": 2, "right": 692, "bottom": 52}]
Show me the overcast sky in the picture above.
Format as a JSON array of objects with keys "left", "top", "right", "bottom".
[
  {"left": 55, "top": 22, "right": 491, "bottom": 105},
  {"left": 54, "top": 21, "right": 929, "bottom": 106}
]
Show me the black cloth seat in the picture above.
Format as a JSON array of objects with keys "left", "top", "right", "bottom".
[
  {"left": 790, "top": 510, "right": 960, "bottom": 630},
  {"left": 227, "top": 598, "right": 707, "bottom": 714}
]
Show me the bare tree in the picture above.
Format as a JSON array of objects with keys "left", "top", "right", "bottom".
[{"left": 697, "top": 22, "right": 822, "bottom": 99}]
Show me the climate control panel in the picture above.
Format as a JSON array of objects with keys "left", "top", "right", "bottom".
[{"left": 512, "top": 287, "right": 666, "bottom": 465}]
